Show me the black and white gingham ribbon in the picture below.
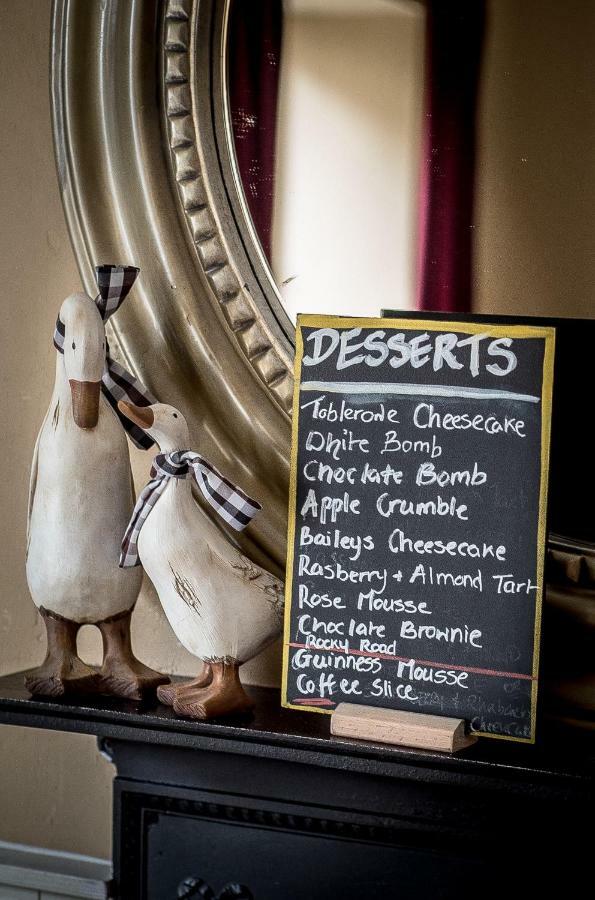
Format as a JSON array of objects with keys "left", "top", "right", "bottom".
[
  {"left": 120, "top": 451, "right": 261, "bottom": 567},
  {"left": 53, "top": 265, "right": 156, "bottom": 449}
]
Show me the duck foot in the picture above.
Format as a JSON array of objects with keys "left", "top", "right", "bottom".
[
  {"left": 173, "top": 661, "right": 254, "bottom": 720},
  {"left": 99, "top": 660, "right": 170, "bottom": 701},
  {"left": 97, "top": 609, "right": 169, "bottom": 700},
  {"left": 25, "top": 608, "right": 102, "bottom": 697},
  {"left": 157, "top": 663, "right": 213, "bottom": 707},
  {"left": 25, "top": 658, "right": 102, "bottom": 698}
]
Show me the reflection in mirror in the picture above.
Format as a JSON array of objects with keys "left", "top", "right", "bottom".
[
  {"left": 274, "top": 0, "right": 426, "bottom": 322},
  {"left": 227, "top": 0, "right": 595, "bottom": 325},
  {"left": 228, "top": 0, "right": 426, "bottom": 322}
]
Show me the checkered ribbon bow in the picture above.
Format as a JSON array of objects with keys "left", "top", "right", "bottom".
[
  {"left": 120, "top": 450, "right": 262, "bottom": 567},
  {"left": 53, "top": 265, "right": 156, "bottom": 449}
]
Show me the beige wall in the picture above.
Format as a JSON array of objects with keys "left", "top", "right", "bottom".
[
  {"left": 475, "top": 0, "right": 595, "bottom": 317},
  {"left": 0, "top": 0, "right": 113, "bottom": 859}
]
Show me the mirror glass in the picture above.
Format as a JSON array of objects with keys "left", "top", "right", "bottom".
[{"left": 227, "top": 0, "right": 595, "bottom": 324}]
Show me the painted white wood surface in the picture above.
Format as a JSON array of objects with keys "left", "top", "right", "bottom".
[
  {"left": 26, "top": 294, "right": 142, "bottom": 623},
  {"left": 0, "top": 887, "right": 37, "bottom": 899},
  {"left": 133, "top": 405, "right": 284, "bottom": 663},
  {"left": 0, "top": 841, "right": 109, "bottom": 899}
]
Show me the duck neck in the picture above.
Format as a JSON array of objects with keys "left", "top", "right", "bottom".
[
  {"left": 158, "top": 440, "right": 188, "bottom": 455},
  {"left": 154, "top": 445, "right": 194, "bottom": 495},
  {"left": 54, "top": 353, "right": 73, "bottom": 407}
]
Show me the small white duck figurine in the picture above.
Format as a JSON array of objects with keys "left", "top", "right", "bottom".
[
  {"left": 118, "top": 401, "right": 284, "bottom": 719},
  {"left": 26, "top": 265, "right": 168, "bottom": 699}
]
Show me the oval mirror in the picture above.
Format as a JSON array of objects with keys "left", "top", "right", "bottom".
[{"left": 226, "top": 0, "right": 595, "bottom": 328}]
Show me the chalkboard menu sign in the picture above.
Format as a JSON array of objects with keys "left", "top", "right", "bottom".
[{"left": 282, "top": 315, "right": 555, "bottom": 743}]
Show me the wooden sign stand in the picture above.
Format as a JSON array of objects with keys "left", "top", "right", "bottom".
[{"left": 331, "top": 703, "right": 478, "bottom": 754}]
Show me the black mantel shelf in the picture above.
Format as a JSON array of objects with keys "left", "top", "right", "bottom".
[
  {"left": 0, "top": 670, "right": 593, "bottom": 786},
  {"left": 2, "top": 670, "right": 595, "bottom": 897}
]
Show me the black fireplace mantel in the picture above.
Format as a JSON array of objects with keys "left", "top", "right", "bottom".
[
  {"left": 1, "top": 670, "right": 593, "bottom": 899},
  {"left": 1, "top": 670, "right": 593, "bottom": 779}
]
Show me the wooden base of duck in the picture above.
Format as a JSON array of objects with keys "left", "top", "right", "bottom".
[
  {"left": 157, "top": 661, "right": 254, "bottom": 720},
  {"left": 331, "top": 703, "right": 478, "bottom": 754},
  {"left": 25, "top": 607, "right": 169, "bottom": 701}
]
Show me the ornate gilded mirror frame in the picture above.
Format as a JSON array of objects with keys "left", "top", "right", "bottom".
[{"left": 51, "top": 0, "right": 292, "bottom": 578}]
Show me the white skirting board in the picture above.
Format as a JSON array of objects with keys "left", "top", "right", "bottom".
[{"left": 0, "top": 841, "right": 110, "bottom": 899}]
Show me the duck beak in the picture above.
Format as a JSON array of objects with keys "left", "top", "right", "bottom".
[
  {"left": 69, "top": 380, "right": 101, "bottom": 428},
  {"left": 118, "top": 400, "right": 155, "bottom": 430}
]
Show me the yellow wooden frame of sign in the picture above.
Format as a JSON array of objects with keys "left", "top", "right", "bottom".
[{"left": 282, "top": 314, "right": 556, "bottom": 744}]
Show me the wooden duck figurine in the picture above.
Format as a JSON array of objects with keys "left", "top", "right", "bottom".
[
  {"left": 25, "top": 266, "right": 169, "bottom": 699},
  {"left": 118, "top": 401, "right": 284, "bottom": 719}
]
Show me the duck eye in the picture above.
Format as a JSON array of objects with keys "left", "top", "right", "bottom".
[
  {"left": 71, "top": 341, "right": 76, "bottom": 350},
  {"left": 173, "top": 413, "right": 178, "bottom": 418}
]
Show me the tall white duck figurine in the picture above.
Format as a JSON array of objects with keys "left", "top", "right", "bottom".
[
  {"left": 26, "top": 265, "right": 169, "bottom": 699},
  {"left": 118, "top": 401, "right": 284, "bottom": 719}
]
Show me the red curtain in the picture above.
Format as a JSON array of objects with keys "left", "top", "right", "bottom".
[
  {"left": 228, "top": 0, "right": 283, "bottom": 263},
  {"left": 417, "top": 1, "right": 486, "bottom": 312}
]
